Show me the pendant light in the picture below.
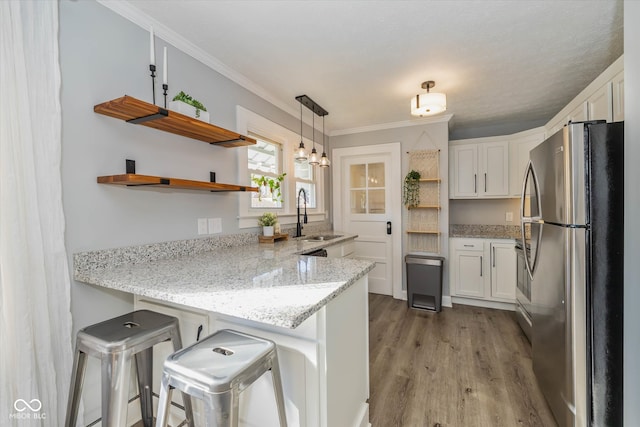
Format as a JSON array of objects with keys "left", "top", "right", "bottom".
[
  {"left": 295, "top": 102, "right": 308, "bottom": 161},
  {"left": 319, "top": 114, "right": 330, "bottom": 168},
  {"left": 410, "top": 80, "right": 447, "bottom": 116},
  {"left": 308, "top": 112, "right": 320, "bottom": 165},
  {"left": 295, "top": 94, "right": 329, "bottom": 168}
]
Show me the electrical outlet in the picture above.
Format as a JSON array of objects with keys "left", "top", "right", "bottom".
[
  {"left": 208, "top": 218, "right": 222, "bottom": 234},
  {"left": 505, "top": 212, "right": 514, "bottom": 222},
  {"left": 197, "top": 218, "right": 208, "bottom": 235}
]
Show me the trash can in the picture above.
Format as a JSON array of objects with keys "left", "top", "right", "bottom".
[{"left": 405, "top": 255, "right": 444, "bottom": 312}]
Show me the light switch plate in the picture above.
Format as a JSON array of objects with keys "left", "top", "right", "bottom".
[
  {"left": 208, "top": 218, "right": 222, "bottom": 234},
  {"left": 505, "top": 212, "right": 514, "bottom": 222},
  {"left": 197, "top": 218, "right": 208, "bottom": 235}
]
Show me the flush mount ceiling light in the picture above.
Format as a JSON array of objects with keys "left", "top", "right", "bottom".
[{"left": 410, "top": 80, "right": 447, "bottom": 116}]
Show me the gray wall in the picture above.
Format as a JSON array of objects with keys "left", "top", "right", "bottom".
[
  {"left": 59, "top": 1, "right": 325, "bottom": 419},
  {"left": 331, "top": 122, "right": 451, "bottom": 296},
  {"left": 624, "top": 1, "right": 640, "bottom": 424}
]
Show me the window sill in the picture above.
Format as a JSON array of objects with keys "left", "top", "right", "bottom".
[{"left": 238, "top": 212, "right": 327, "bottom": 229}]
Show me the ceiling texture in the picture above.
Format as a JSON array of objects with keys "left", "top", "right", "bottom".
[{"left": 116, "top": 0, "right": 623, "bottom": 139}]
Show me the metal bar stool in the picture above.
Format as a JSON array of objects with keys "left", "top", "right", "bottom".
[
  {"left": 155, "top": 329, "right": 287, "bottom": 427},
  {"left": 65, "top": 310, "right": 195, "bottom": 427}
]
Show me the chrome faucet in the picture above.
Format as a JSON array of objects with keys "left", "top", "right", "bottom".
[{"left": 295, "top": 188, "right": 308, "bottom": 238}]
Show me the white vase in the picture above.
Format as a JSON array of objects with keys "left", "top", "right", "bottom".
[
  {"left": 168, "top": 100, "right": 210, "bottom": 123},
  {"left": 263, "top": 226, "right": 274, "bottom": 237}
]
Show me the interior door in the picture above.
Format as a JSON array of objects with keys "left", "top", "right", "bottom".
[{"left": 332, "top": 143, "right": 402, "bottom": 297}]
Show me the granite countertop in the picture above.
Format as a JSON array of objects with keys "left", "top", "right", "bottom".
[
  {"left": 74, "top": 233, "right": 375, "bottom": 329},
  {"left": 449, "top": 224, "right": 522, "bottom": 240}
]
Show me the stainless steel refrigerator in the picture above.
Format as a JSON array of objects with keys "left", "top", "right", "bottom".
[{"left": 520, "top": 121, "right": 623, "bottom": 427}]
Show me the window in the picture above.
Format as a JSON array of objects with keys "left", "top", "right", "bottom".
[
  {"left": 248, "top": 136, "right": 282, "bottom": 208},
  {"left": 237, "top": 106, "right": 325, "bottom": 228},
  {"left": 294, "top": 158, "right": 316, "bottom": 209}
]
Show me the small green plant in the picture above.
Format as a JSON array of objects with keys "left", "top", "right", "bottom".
[
  {"left": 403, "top": 170, "right": 421, "bottom": 207},
  {"left": 257, "top": 212, "right": 278, "bottom": 227},
  {"left": 172, "top": 91, "right": 207, "bottom": 118},
  {"left": 252, "top": 173, "right": 286, "bottom": 203}
]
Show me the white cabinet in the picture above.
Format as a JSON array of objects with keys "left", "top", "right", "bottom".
[
  {"left": 450, "top": 238, "right": 516, "bottom": 308},
  {"left": 325, "top": 239, "right": 355, "bottom": 258},
  {"left": 509, "top": 128, "right": 546, "bottom": 197},
  {"left": 612, "top": 70, "right": 624, "bottom": 122},
  {"left": 490, "top": 242, "right": 517, "bottom": 300},
  {"left": 587, "top": 82, "right": 612, "bottom": 122},
  {"left": 451, "top": 239, "right": 485, "bottom": 298},
  {"left": 450, "top": 141, "right": 509, "bottom": 199}
]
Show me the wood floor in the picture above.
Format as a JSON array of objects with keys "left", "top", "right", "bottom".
[{"left": 368, "top": 294, "right": 557, "bottom": 427}]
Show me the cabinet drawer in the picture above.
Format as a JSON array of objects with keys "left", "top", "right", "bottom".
[{"left": 452, "top": 239, "right": 484, "bottom": 251}]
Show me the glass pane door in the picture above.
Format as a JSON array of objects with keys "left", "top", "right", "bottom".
[{"left": 349, "top": 162, "right": 386, "bottom": 215}]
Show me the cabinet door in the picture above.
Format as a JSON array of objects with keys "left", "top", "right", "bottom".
[
  {"left": 509, "top": 132, "right": 545, "bottom": 196},
  {"left": 490, "top": 242, "right": 516, "bottom": 301},
  {"left": 568, "top": 102, "right": 588, "bottom": 123},
  {"left": 587, "top": 82, "right": 613, "bottom": 122},
  {"left": 451, "top": 145, "right": 478, "bottom": 198},
  {"left": 481, "top": 141, "right": 509, "bottom": 197},
  {"left": 612, "top": 71, "right": 624, "bottom": 122},
  {"left": 453, "top": 250, "right": 485, "bottom": 298}
]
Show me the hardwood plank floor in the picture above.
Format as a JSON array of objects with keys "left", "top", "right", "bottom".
[{"left": 368, "top": 294, "right": 557, "bottom": 427}]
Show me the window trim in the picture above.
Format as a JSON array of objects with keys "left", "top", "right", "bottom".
[{"left": 236, "top": 106, "right": 326, "bottom": 228}]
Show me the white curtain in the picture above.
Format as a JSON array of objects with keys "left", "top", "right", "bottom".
[{"left": 0, "top": 1, "right": 75, "bottom": 425}]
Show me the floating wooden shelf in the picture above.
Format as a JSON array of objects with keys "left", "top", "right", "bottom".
[
  {"left": 419, "top": 178, "right": 441, "bottom": 182},
  {"left": 94, "top": 96, "right": 256, "bottom": 148},
  {"left": 97, "top": 174, "right": 258, "bottom": 193},
  {"left": 406, "top": 230, "right": 441, "bottom": 235},
  {"left": 408, "top": 205, "right": 441, "bottom": 210}
]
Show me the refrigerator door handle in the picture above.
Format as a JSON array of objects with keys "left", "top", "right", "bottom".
[{"left": 520, "top": 160, "right": 543, "bottom": 280}]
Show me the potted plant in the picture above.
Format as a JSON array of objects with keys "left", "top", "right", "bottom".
[
  {"left": 257, "top": 212, "right": 278, "bottom": 237},
  {"left": 403, "top": 170, "right": 421, "bottom": 207},
  {"left": 169, "top": 91, "right": 209, "bottom": 122},
  {"left": 252, "top": 173, "right": 286, "bottom": 203}
]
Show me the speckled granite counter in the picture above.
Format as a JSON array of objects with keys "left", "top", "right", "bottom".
[
  {"left": 74, "top": 233, "right": 374, "bottom": 329},
  {"left": 449, "top": 224, "right": 522, "bottom": 240}
]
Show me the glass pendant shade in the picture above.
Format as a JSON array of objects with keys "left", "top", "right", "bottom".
[
  {"left": 295, "top": 141, "right": 308, "bottom": 161},
  {"left": 309, "top": 147, "right": 320, "bottom": 165},
  {"left": 410, "top": 92, "right": 447, "bottom": 116},
  {"left": 319, "top": 152, "right": 330, "bottom": 167}
]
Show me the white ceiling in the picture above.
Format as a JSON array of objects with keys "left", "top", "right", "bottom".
[{"left": 117, "top": 0, "right": 623, "bottom": 137}]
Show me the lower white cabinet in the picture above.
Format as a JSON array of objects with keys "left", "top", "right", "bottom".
[
  {"left": 450, "top": 238, "right": 516, "bottom": 308},
  {"left": 133, "top": 275, "right": 369, "bottom": 427},
  {"left": 325, "top": 239, "right": 355, "bottom": 258}
]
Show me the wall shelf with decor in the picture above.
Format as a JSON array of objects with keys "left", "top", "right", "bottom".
[
  {"left": 94, "top": 95, "right": 256, "bottom": 148},
  {"left": 406, "top": 150, "right": 441, "bottom": 254},
  {"left": 97, "top": 160, "right": 257, "bottom": 194}
]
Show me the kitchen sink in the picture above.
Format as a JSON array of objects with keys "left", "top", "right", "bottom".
[{"left": 303, "top": 235, "right": 343, "bottom": 242}]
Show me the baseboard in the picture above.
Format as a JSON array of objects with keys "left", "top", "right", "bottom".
[
  {"left": 442, "top": 295, "right": 453, "bottom": 308},
  {"left": 354, "top": 402, "right": 370, "bottom": 427},
  {"left": 450, "top": 296, "right": 516, "bottom": 311}
]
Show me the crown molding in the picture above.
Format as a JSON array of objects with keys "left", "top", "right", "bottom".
[
  {"left": 330, "top": 114, "right": 453, "bottom": 136},
  {"left": 96, "top": 0, "right": 300, "bottom": 123}
]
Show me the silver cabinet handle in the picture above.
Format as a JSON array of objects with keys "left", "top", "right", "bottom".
[
  {"left": 484, "top": 173, "right": 487, "bottom": 192},
  {"left": 492, "top": 246, "right": 496, "bottom": 267},
  {"left": 474, "top": 174, "right": 477, "bottom": 193},
  {"left": 464, "top": 244, "right": 473, "bottom": 247},
  {"left": 480, "top": 256, "right": 483, "bottom": 276}
]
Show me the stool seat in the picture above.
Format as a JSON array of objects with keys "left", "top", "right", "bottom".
[
  {"left": 156, "top": 329, "right": 287, "bottom": 427},
  {"left": 65, "top": 310, "right": 194, "bottom": 427}
]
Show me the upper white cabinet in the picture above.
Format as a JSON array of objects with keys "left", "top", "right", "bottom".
[
  {"left": 450, "top": 140, "right": 509, "bottom": 199},
  {"left": 546, "top": 55, "right": 623, "bottom": 134},
  {"left": 509, "top": 128, "right": 546, "bottom": 197},
  {"left": 612, "top": 70, "right": 624, "bottom": 122}
]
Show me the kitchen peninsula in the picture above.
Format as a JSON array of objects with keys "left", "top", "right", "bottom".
[{"left": 74, "top": 233, "right": 374, "bottom": 427}]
